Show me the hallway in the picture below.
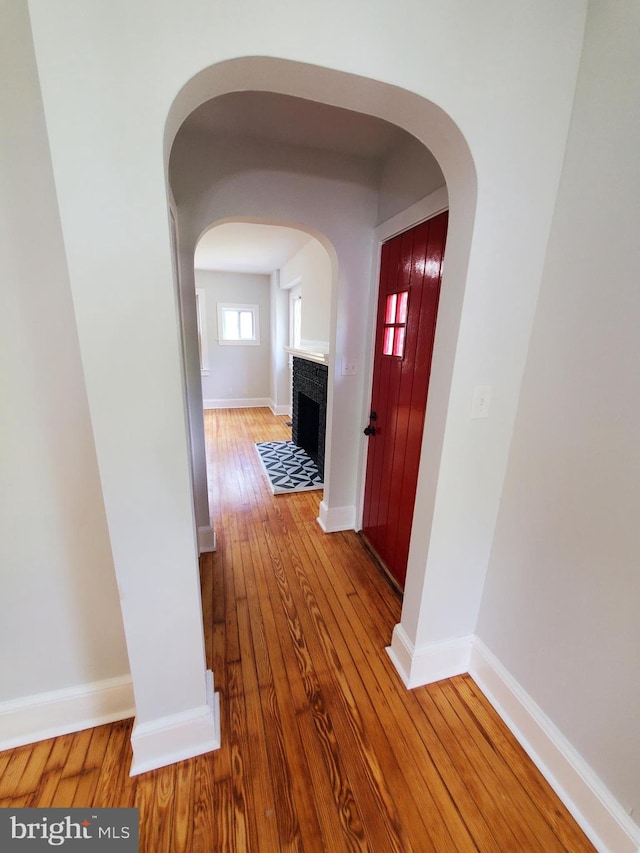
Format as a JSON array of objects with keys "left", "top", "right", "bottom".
[{"left": 0, "top": 407, "right": 594, "bottom": 851}]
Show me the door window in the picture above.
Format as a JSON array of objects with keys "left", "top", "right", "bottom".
[{"left": 382, "top": 290, "right": 408, "bottom": 358}]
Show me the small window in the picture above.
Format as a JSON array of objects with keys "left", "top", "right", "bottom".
[
  {"left": 382, "top": 290, "right": 408, "bottom": 358},
  {"left": 217, "top": 303, "right": 260, "bottom": 346},
  {"left": 289, "top": 287, "right": 302, "bottom": 349},
  {"left": 195, "top": 288, "right": 210, "bottom": 375}
]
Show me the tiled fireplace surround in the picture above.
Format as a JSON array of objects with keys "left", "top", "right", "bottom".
[{"left": 291, "top": 356, "right": 328, "bottom": 480}]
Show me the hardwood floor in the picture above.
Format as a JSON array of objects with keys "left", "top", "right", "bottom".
[{"left": 0, "top": 407, "right": 595, "bottom": 851}]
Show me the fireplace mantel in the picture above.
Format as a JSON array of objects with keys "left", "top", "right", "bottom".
[{"left": 284, "top": 346, "right": 329, "bottom": 365}]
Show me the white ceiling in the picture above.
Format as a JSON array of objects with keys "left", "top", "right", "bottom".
[
  {"left": 194, "top": 222, "right": 313, "bottom": 274},
  {"left": 184, "top": 91, "right": 409, "bottom": 160},
  {"left": 186, "top": 91, "right": 443, "bottom": 274}
]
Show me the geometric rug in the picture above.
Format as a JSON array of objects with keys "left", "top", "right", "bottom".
[{"left": 255, "top": 441, "right": 324, "bottom": 494}]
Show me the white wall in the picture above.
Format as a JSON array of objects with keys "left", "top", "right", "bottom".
[
  {"left": 25, "top": 0, "right": 220, "bottom": 770},
  {"left": 0, "top": 0, "right": 129, "bottom": 709},
  {"left": 23, "top": 0, "right": 588, "bottom": 771},
  {"left": 477, "top": 0, "right": 640, "bottom": 820},
  {"left": 377, "top": 135, "right": 445, "bottom": 225},
  {"left": 280, "top": 238, "right": 332, "bottom": 351},
  {"left": 196, "top": 270, "right": 271, "bottom": 404}
]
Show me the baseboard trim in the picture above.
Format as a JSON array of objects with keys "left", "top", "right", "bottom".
[
  {"left": 0, "top": 675, "right": 135, "bottom": 751},
  {"left": 198, "top": 525, "right": 217, "bottom": 553},
  {"left": 386, "top": 624, "right": 473, "bottom": 689},
  {"left": 317, "top": 501, "right": 356, "bottom": 533},
  {"left": 269, "top": 401, "right": 291, "bottom": 416},
  {"left": 203, "top": 397, "right": 271, "bottom": 410},
  {"left": 469, "top": 639, "right": 640, "bottom": 853},
  {"left": 129, "top": 669, "right": 220, "bottom": 776}
]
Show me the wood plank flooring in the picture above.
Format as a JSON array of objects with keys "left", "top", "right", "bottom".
[{"left": 0, "top": 407, "right": 595, "bottom": 852}]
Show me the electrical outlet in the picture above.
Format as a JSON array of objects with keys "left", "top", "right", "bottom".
[{"left": 342, "top": 357, "right": 359, "bottom": 376}]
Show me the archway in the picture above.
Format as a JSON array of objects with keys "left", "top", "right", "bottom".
[{"left": 164, "top": 56, "right": 477, "bottom": 697}]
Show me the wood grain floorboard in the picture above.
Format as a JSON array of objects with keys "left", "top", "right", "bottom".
[{"left": 0, "top": 407, "right": 596, "bottom": 852}]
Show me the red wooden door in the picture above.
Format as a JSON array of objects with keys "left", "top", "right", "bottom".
[{"left": 362, "top": 211, "right": 448, "bottom": 589}]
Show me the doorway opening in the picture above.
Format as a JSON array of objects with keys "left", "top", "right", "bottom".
[{"left": 165, "top": 57, "right": 477, "bottom": 669}]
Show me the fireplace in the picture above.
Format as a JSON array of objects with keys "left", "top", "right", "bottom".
[{"left": 292, "top": 357, "right": 328, "bottom": 479}]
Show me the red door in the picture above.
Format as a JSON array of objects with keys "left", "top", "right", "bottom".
[{"left": 362, "top": 211, "right": 448, "bottom": 589}]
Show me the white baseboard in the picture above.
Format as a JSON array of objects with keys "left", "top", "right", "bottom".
[
  {"left": 470, "top": 639, "right": 640, "bottom": 853},
  {"left": 198, "top": 525, "right": 217, "bottom": 553},
  {"left": 203, "top": 397, "right": 271, "bottom": 409},
  {"left": 269, "top": 401, "right": 291, "bottom": 416},
  {"left": 386, "top": 624, "right": 473, "bottom": 689},
  {"left": 0, "top": 675, "right": 135, "bottom": 751},
  {"left": 317, "top": 500, "right": 356, "bottom": 533},
  {"left": 129, "top": 669, "right": 220, "bottom": 776}
]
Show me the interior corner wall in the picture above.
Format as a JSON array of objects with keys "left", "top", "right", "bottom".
[
  {"left": 377, "top": 136, "right": 445, "bottom": 225},
  {"left": 171, "top": 208, "right": 212, "bottom": 536},
  {"left": 280, "top": 238, "right": 332, "bottom": 351},
  {"left": 476, "top": 0, "right": 640, "bottom": 819},
  {"left": 0, "top": 0, "right": 129, "bottom": 705}
]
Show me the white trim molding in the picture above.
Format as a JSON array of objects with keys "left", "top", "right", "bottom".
[
  {"left": 198, "top": 525, "right": 217, "bottom": 553},
  {"left": 269, "top": 401, "right": 290, "bottom": 417},
  {"left": 130, "top": 669, "right": 220, "bottom": 776},
  {"left": 299, "top": 339, "right": 329, "bottom": 355},
  {"left": 317, "top": 500, "right": 356, "bottom": 533},
  {"left": 386, "top": 625, "right": 473, "bottom": 689},
  {"left": 203, "top": 397, "right": 271, "bottom": 409},
  {"left": 469, "top": 640, "right": 640, "bottom": 853},
  {"left": 375, "top": 185, "right": 449, "bottom": 244},
  {"left": 216, "top": 302, "right": 260, "bottom": 346},
  {"left": 0, "top": 675, "right": 135, "bottom": 751}
]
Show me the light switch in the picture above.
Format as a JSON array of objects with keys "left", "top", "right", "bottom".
[
  {"left": 342, "top": 357, "right": 359, "bottom": 376},
  {"left": 471, "top": 385, "right": 492, "bottom": 418}
]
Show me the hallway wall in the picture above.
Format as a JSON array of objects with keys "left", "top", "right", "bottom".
[
  {"left": 18, "top": 0, "right": 588, "bottom": 773},
  {"left": 0, "top": 0, "right": 129, "bottom": 723},
  {"left": 477, "top": 0, "right": 640, "bottom": 819}
]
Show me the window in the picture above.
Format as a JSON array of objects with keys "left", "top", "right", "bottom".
[
  {"left": 289, "top": 286, "right": 302, "bottom": 349},
  {"left": 195, "top": 288, "right": 209, "bottom": 375},
  {"left": 217, "top": 303, "right": 260, "bottom": 346},
  {"left": 382, "top": 290, "right": 408, "bottom": 358}
]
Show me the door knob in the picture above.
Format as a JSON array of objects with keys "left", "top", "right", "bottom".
[{"left": 364, "top": 425, "right": 376, "bottom": 436}]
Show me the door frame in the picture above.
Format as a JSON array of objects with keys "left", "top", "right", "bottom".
[{"left": 357, "top": 186, "right": 450, "bottom": 534}]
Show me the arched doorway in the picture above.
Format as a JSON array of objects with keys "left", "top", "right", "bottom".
[{"left": 164, "top": 57, "right": 477, "bottom": 700}]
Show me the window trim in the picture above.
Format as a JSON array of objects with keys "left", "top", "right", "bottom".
[{"left": 216, "top": 302, "right": 261, "bottom": 346}]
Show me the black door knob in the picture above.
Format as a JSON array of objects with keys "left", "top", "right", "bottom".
[{"left": 364, "top": 425, "right": 376, "bottom": 436}]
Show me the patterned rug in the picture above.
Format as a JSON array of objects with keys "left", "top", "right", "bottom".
[{"left": 255, "top": 441, "right": 324, "bottom": 494}]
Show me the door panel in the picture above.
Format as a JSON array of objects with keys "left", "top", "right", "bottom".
[{"left": 362, "top": 211, "right": 448, "bottom": 589}]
